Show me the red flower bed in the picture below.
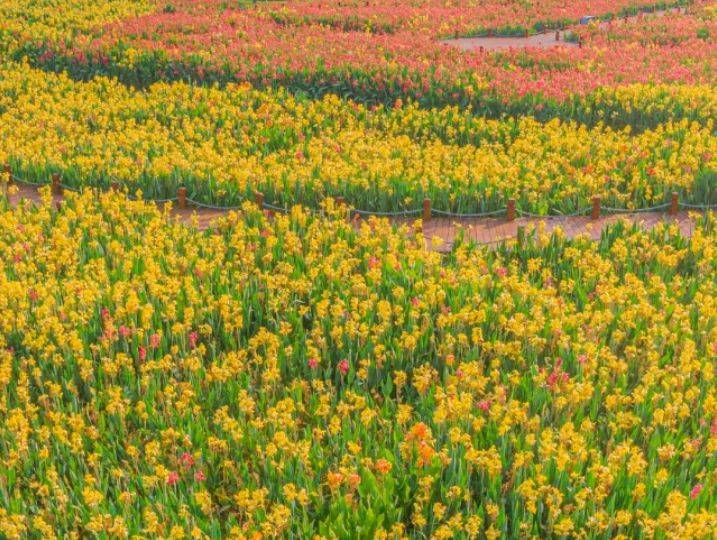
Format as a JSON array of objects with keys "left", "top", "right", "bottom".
[{"left": 20, "top": 0, "right": 715, "bottom": 113}]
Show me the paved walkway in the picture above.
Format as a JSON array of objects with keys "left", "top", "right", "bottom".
[
  {"left": 441, "top": 6, "right": 686, "bottom": 51},
  {"left": 5, "top": 183, "right": 704, "bottom": 253}
]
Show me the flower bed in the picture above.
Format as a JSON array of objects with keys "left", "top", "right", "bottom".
[
  {"left": 18, "top": 0, "right": 715, "bottom": 117},
  {"left": 1, "top": 64, "right": 715, "bottom": 213},
  {"left": 0, "top": 189, "right": 715, "bottom": 537}
]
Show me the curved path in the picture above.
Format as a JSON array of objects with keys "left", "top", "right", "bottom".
[
  {"left": 5, "top": 183, "right": 704, "bottom": 253},
  {"left": 442, "top": 6, "right": 686, "bottom": 51}
]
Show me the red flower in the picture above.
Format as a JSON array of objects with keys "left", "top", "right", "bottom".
[
  {"left": 167, "top": 471, "right": 180, "bottom": 486},
  {"left": 181, "top": 451, "right": 195, "bottom": 468},
  {"left": 690, "top": 483, "right": 703, "bottom": 500},
  {"left": 338, "top": 359, "right": 349, "bottom": 375},
  {"left": 194, "top": 470, "right": 206, "bottom": 482}
]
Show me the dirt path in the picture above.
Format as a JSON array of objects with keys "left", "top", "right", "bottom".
[
  {"left": 442, "top": 6, "right": 686, "bottom": 51},
  {"left": 6, "top": 183, "right": 705, "bottom": 253}
]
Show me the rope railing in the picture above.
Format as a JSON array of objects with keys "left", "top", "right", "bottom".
[
  {"left": 185, "top": 197, "right": 241, "bottom": 211},
  {"left": 2, "top": 165, "right": 715, "bottom": 222},
  {"left": 432, "top": 208, "right": 506, "bottom": 218},
  {"left": 680, "top": 202, "right": 717, "bottom": 210},
  {"left": 602, "top": 202, "right": 672, "bottom": 214},
  {"left": 549, "top": 206, "right": 592, "bottom": 217},
  {"left": 351, "top": 208, "right": 423, "bottom": 217}
]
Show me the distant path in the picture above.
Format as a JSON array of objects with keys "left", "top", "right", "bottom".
[
  {"left": 6, "top": 183, "right": 703, "bottom": 253},
  {"left": 442, "top": 6, "right": 686, "bottom": 51}
]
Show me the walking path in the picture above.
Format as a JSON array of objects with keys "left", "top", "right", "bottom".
[
  {"left": 6, "top": 183, "right": 705, "bottom": 253},
  {"left": 442, "top": 6, "right": 686, "bottom": 51}
]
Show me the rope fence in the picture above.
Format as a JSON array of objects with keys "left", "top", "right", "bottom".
[{"left": 2, "top": 165, "right": 716, "bottom": 223}]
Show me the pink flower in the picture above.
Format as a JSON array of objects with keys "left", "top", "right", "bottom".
[
  {"left": 181, "top": 451, "right": 195, "bottom": 468},
  {"left": 194, "top": 470, "right": 206, "bottom": 482},
  {"left": 495, "top": 267, "right": 507, "bottom": 277},
  {"left": 308, "top": 357, "right": 318, "bottom": 369},
  {"left": 188, "top": 331, "right": 199, "bottom": 349},
  {"left": 477, "top": 400, "right": 490, "bottom": 412},
  {"left": 138, "top": 346, "right": 147, "bottom": 361},
  {"left": 167, "top": 471, "right": 180, "bottom": 486},
  {"left": 338, "top": 359, "right": 349, "bottom": 375},
  {"left": 150, "top": 332, "right": 161, "bottom": 349},
  {"left": 119, "top": 325, "right": 131, "bottom": 338},
  {"left": 28, "top": 289, "right": 39, "bottom": 301},
  {"left": 711, "top": 418, "right": 717, "bottom": 436},
  {"left": 411, "top": 297, "right": 419, "bottom": 306},
  {"left": 578, "top": 354, "right": 587, "bottom": 365},
  {"left": 101, "top": 307, "right": 110, "bottom": 319},
  {"left": 690, "top": 483, "right": 703, "bottom": 500}
]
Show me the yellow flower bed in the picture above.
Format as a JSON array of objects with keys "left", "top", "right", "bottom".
[
  {"left": 0, "top": 0, "right": 152, "bottom": 46},
  {"left": 1, "top": 63, "right": 715, "bottom": 213},
  {"left": 0, "top": 189, "right": 714, "bottom": 537}
]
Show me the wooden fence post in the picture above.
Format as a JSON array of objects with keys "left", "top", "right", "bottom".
[
  {"left": 669, "top": 192, "right": 679, "bottom": 215},
  {"left": 555, "top": 30, "right": 560, "bottom": 41},
  {"left": 178, "top": 187, "right": 187, "bottom": 209},
  {"left": 507, "top": 199, "right": 516, "bottom": 221},
  {"left": 591, "top": 196, "right": 601, "bottom": 220},
  {"left": 110, "top": 182, "right": 119, "bottom": 192},
  {"left": 254, "top": 191, "right": 264, "bottom": 208},
  {"left": 51, "top": 173, "right": 61, "bottom": 195},
  {"left": 422, "top": 198, "right": 431, "bottom": 222}
]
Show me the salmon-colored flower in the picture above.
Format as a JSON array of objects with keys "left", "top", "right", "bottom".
[
  {"left": 338, "top": 360, "right": 349, "bottom": 375},
  {"left": 167, "top": 471, "right": 180, "bottom": 486}
]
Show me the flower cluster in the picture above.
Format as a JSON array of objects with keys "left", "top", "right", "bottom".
[
  {"left": 0, "top": 189, "right": 715, "bottom": 537},
  {"left": 21, "top": 0, "right": 715, "bottom": 110},
  {"left": 1, "top": 63, "right": 715, "bottom": 213},
  {"left": 0, "top": 0, "right": 151, "bottom": 52},
  {"left": 267, "top": 0, "right": 686, "bottom": 37}
]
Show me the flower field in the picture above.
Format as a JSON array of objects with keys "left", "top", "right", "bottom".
[
  {"left": 267, "top": 0, "right": 686, "bottom": 36},
  {"left": 18, "top": 0, "right": 715, "bottom": 110},
  {"left": 1, "top": 64, "right": 715, "bottom": 213},
  {"left": 0, "top": 0, "right": 716, "bottom": 537},
  {"left": 0, "top": 190, "right": 715, "bottom": 537}
]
